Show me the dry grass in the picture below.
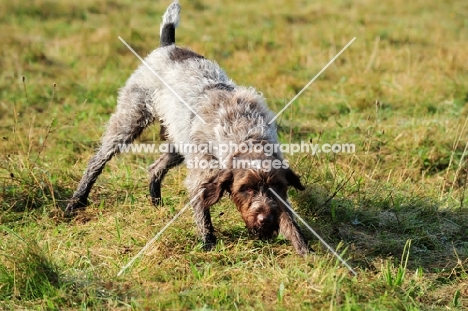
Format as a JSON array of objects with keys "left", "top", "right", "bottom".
[{"left": 1, "top": 0, "right": 468, "bottom": 309}]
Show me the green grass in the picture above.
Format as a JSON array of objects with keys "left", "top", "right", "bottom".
[{"left": 1, "top": 0, "right": 468, "bottom": 309}]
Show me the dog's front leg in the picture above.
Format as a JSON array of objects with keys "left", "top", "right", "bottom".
[
  {"left": 187, "top": 168, "right": 232, "bottom": 251},
  {"left": 279, "top": 211, "right": 309, "bottom": 255},
  {"left": 192, "top": 197, "right": 216, "bottom": 250}
]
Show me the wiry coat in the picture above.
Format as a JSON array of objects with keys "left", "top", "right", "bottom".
[{"left": 66, "top": 0, "right": 309, "bottom": 255}]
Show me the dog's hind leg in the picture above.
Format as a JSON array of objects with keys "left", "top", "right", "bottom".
[
  {"left": 148, "top": 151, "right": 184, "bottom": 206},
  {"left": 65, "top": 86, "right": 155, "bottom": 215}
]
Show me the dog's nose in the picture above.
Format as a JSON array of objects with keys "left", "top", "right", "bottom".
[{"left": 257, "top": 213, "right": 273, "bottom": 225}]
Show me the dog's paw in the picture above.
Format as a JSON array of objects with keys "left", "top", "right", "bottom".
[
  {"left": 202, "top": 234, "right": 217, "bottom": 251},
  {"left": 150, "top": 196, "right": 163, "bottom": 207},
  {"left": 64, "top": 197, "right": 88, "bottom": 217},
  {"left": 296, "top": 244, "right": 314, "bottom": 256},
  {"left": 149, "top": 180, "right": 163, "bottom": 207},
  {"left": 291, "top": 238, "right": 314, "bottom": 256}
]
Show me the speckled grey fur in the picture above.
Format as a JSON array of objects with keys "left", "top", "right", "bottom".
[{"left": 66, "top": 0, "right": 308, "bottom": 255}]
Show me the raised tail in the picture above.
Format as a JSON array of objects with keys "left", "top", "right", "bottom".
[{"left": 160, "top": 0, "right": 181, "bottom": 47}]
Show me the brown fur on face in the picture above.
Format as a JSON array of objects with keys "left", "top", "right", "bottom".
[
  {"left": 230, "top": 169, "right": 281, "bottom": 239},
  {"left": 231, "top": 168, "right": 304, "bottom": 239},
  {"left": 201, "top": 153, "right": 305, "bottom": 240}
]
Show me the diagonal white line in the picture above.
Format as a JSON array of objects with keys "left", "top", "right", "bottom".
[
  {"left": 268, "top": 37, "right": 356, "bottom": 124},
  {"left": 117, "top": 189, "right": 205, "bottom": 276},
  {"left": 118, "top": 36, "right": 207, "bottom": 124},
  {"left": 268, "top": 188, "right": 357, "bottom": 276}
]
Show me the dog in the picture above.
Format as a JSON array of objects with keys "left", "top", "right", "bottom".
[{"left": 66, "top": 0, "right": 309, "bottom": 255}]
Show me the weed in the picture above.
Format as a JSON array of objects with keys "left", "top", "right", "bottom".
[{"left": 383, "top": 239, "right": 411, "bottom": 287}]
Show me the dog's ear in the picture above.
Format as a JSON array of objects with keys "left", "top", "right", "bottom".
[
  {"left": 201, "top": 170, "right": 233, "bottom": 207},
  {"left": 285, "top": 168, "right": 305, "bottom": 190}
]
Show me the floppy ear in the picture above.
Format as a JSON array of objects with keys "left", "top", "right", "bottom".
[
  {"left": 201, "top": 170, "right": 233, "bottom": 207},
  {"left": 285, "top": 168, "right": 305, "bottom": 190}
]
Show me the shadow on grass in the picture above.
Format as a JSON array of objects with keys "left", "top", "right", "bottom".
[
  {"left": 0, "top": 227, "right": 136, "bottom": 308},
  {"left": 292, "top": 184, "right": 468, "bottom": 271},
  {"left": 1, "top": 153, "right": 142, "bottom": 220},
  {"left": 1, "top": 170, "right": 74, "bottom": 224},
  {"left": 1, "top": 182, "right": 73, "bottom": 212},
  {"left": 0, "top": 228, "right": 61, "bottom": 303}
]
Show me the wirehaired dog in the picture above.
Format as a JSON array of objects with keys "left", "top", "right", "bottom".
[{"left": 66, "top": 0, "right": 309, "bottom": 255}]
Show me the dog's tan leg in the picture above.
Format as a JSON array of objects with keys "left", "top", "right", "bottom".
[{"left": 279, "top": 211, "right": 309, "bottom": 255}]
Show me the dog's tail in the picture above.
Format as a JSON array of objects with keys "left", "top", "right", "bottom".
[{"left": 160, "top": 0, "right": 180, "bottom": 47}]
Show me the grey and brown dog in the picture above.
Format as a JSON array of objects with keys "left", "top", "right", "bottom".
[{"left": 66, "top": 0, "right": 309, "bottom": 255}]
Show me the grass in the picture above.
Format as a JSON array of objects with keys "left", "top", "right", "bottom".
[{"left": 1, "top": 0, "right": 468, "bottom": 309}]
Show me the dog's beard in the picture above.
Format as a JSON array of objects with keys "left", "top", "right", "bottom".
[
  {"left": 248, "top": 224, "right": 279, "bottom": 240},
  {"left": 243, "top": 205, "right": 280, "bottom": 240}
]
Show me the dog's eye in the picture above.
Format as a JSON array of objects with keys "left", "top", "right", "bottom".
[{"left": 242, "top": 187, "right": 255, "bottom": 194}]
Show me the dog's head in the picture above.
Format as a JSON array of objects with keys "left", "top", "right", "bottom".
[{"left": 201, "top": 153, "right": 304, "bottom": 239}]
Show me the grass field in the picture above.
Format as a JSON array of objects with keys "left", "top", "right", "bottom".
[{"left": 1, "top": 0, "right": 468, "bottom": 309}]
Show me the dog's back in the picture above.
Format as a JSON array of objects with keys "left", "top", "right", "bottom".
[
  {"left": 152, "top": 1, "right": 277, "bottom": 148},
  {"left": 119, "top": 1, "right": 237, "bottom": 145}
]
